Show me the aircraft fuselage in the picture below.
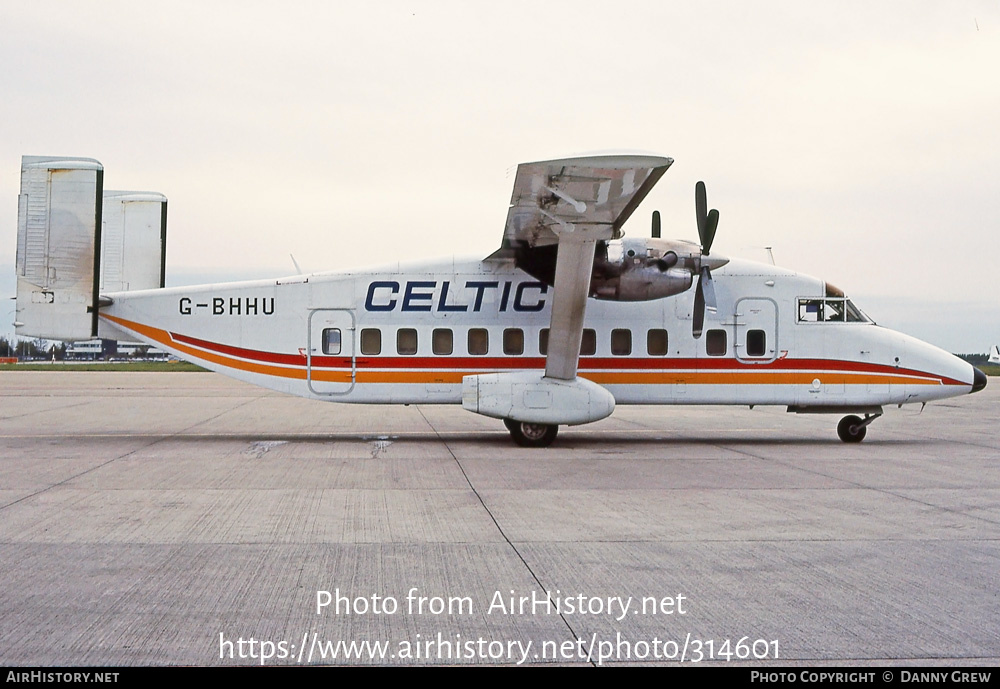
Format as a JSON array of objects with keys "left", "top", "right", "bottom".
[{"left": 99, "top": 256, "right": 979, "bottom": 410}]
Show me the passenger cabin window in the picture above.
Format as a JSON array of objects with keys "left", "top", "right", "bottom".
[
  {"left": 611, "top": 329, "right": 631, "bottom": 356},
  {"left": 706, "top": 329, "right": 727, "bottom": 356},
  {"left": 432, "top": 328, "right": 453, "bottom": 355},
  {"left": 397, "top": 328, "right": 417, "bottom": 355},
  {"left": 468, "top": 328, "right": 489, "bottom": 355},
  {"left": 746, "top": 329, "right": 766, "bottom": 357},
  {"left": 539, "top": 328, "right": 595, "bottom": 355},
  {"left": 647, "top": 329, "right": 668, "bottom": 356},
  {"left": 360, "top": 328, "right": 381, "bottom": 355},
  {"left": 503, "top": 328, "right": 524, "bottom": 355},
  {"left": 322, "top": 328, "right": 341, "bottom": 355}
]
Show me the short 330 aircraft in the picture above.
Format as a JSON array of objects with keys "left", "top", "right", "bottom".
[{"left": 13, "top": 154, "right": 987, "bottom": 446}]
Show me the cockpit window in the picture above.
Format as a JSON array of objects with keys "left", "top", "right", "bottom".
[
  {"left": 824, "top": 300, "right": 845, "bottom": 321},
  {"left": 844, "top": 300, "right": 868, "bottom": 323},
  {"left": 798, "top": 297, "right": 871, "bottom": 323},
  {"left": 798, "top": 299, "right": 823, "bottom": 322}
]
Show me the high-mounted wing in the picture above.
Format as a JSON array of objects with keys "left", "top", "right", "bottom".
[
  {"left": 496, "top": 154, "right": 673, "bottom": 254},
  {"left": 496, "top": 155, "right": 673, "bottom": 380}
]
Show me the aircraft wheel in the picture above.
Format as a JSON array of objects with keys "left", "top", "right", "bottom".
[
  {"left": 837, "top": 415, "right": 866, "bottom": 443},
  {"left": 502, "top": 418, "right": 517, "bottom": 432},
  {"left": 509, "top": 421, "right": 558, "bottom": 448}
]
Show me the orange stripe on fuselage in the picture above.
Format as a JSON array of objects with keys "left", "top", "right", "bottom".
[
  {"left": 100, "top": 314, "right": 951, "bottom": 388},
  {"left": 103, "top": 314, "right": 309, "bottom": 381}
]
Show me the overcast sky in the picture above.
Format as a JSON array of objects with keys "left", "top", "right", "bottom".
[{"left": 2, "top": 1, "right": 998, "bottom": 351}]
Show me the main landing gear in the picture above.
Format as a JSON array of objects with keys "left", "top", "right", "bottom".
[
  {"left": 837, "top": 413, "right": 882, "bottom": 443},
  {"left": 503, "top": 419, "right": 559, "bottom": 448}
]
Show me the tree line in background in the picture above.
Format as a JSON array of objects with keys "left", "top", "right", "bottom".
[
  {"left": 0, "top": 336, "right": 67, "bottom": 360},
  {"left": 956, "top": 353, "right": 993, "bottom": 366}
]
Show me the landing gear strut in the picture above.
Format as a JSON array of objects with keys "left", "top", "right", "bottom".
[
  {"left": 504, "top": 419, "right": 559, "bottom": 448},
  {"left": 837, "top": 413, "right": 881, "bottom": 443}
]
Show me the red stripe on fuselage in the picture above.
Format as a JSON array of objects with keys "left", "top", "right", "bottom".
[{"left": 167, "top": 331, "right": 965, "bottom": 385}]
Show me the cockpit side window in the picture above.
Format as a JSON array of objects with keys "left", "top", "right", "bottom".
[
  {"left": 845, "top": 300, "right": 868, "bottom": 322},
  {"left": 798, "top": 299, "right": 823, "bottom": 322},
  {"left": 798, "top": 297, "right": 871, "bottom": 324}
]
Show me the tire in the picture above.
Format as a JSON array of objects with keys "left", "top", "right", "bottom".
[
  {"left": 502, "top": 418, "right": 517, "bottom": 432},
  {"left": 508, "top": 421, "right": 559, "bottom": 448},
  {"left": 837, "top": 415, "right": 866, "bottom": 443}
]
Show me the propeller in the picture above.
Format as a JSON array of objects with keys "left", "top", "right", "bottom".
[{"left": 692, "top": 181, "right": 720, "bottom": 339}]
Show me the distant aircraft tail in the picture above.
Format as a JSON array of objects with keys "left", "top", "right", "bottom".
[
  {"left": 990, "top": 345, "right": 1000, "bottom": 364},
  {"left": 14, "top": 156, "right": 167, "bottom": 341}
]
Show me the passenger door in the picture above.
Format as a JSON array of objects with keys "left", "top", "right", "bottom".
[
  {"left": 734, "top": 297, "right": 778, "bottom": 364},
  {"left": 307, "top": 309, "right": 355, "bottom": 395}
]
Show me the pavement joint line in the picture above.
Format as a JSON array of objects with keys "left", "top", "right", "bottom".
[
  {"left": 0, "top": 434, "right": 160, "bottom": 514},
  {"left": 0, "top": 396, "right": 260, "bottom": 515},
  {"left": 414, "top": 406, "right": 595, "bottom": 666},
  {"left": 0, "top": 400, "right": 93, "bottom": 422},
  {"left": 720, "top": 443, "right": 1000, "bottom": 529}
]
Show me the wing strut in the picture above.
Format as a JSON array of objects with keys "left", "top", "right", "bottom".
[
  {"left": 545, "top": 234, "right": 598, "bottom": 380},
  {"left": 462, "top": 154, "right": 673, "bottom": 437}
]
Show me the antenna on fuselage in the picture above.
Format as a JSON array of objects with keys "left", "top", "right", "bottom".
[
  {"left": 742, "top": 245, "right": 777, "bottom": 266},
  {"left": 290, "top": 254, "right": 303, "bottom": 275}
]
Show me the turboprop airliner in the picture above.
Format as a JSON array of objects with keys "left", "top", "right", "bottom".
[{"left": 13, "top": 154, "right": 987, "bottom": 446}]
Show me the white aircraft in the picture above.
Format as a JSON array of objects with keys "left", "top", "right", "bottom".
[
  {"left": 990, "top": 346, "right": 1000, "bottom": 364},
  {"left": 13, "top": 154, "right": 987, "bottom": 446}
]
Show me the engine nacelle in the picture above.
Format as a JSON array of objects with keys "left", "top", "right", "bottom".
[
  {"left": 513, "top": 237, "right": 726, "bottom": 303},
  {"left": 590, "top": 238, "right": 698, "bottom": 301}
]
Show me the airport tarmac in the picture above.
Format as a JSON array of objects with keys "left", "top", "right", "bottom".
[{"left": 0, "top": 370, "right": 997, "bottom": 666}]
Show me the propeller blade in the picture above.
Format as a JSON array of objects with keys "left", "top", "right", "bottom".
[
  {"left": 703, "top": 209, "right": 719, "bottom": 255},
  {"left": 701, "top": 266, "right": 717, "bottom": 312},
  {"left": 695, "top": 181, "right": 707, "bottom": 242},
  {"left": 692, "top": 276, "right": 705, "bottom": 339},
  {"left": 691, "top": 181, "right": 721, "bottom": 338},
  {"left": 651, "top": 210, "right": 661, "bottom": 238}
]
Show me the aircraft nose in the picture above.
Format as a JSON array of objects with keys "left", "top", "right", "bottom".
[{"left": 971, "top": 367, "right": 987, "bottom": 394}]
